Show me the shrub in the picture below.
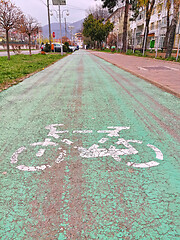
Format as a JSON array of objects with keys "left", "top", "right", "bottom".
[{"left": 44, "top": 43, "right": 51, "bottom": 52}]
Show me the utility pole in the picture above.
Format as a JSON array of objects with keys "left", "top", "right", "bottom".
[
  {"left": 47, "top": 0, "right": 51, "bottom": 46},
  {"left": 176, "top": 22, "right": 180, "bottom": 62},
  {"left": 58, "top": 4, "right": 63, "bottom": 55}
]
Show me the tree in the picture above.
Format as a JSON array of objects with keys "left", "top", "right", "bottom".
[
  {"left": 137, "top": 0, "right": 156, "bottom": 51},
  {"left": 83, "top": 14, "right": 113, "bottom": 48},
  {"left": 86, "top": 4, "right": 109, "bottom": 20},
  {"left": 162, "top": 0, "right": 171, "bottom": 50},
  {"left": 107, "top": 33, "right": 117, "bottom": 48},
  {"left": 19, "top": 16, "right": 39, "bottom": 56},
  {"left": 101, "top": 0, "right": 130, "bottom": 52},
  {"left": 101, "top": 0, "right": 119, "bottom": 13},
  {"left": 165, "top": 0, "right": 180, "bottom": 58},
  {"left": 0, "top": 0, "right": 23, "bottom": 60}
]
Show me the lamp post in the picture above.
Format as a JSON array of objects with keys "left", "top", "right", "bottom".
[
  {"left": 52, "top": 0, "right": 67, "bottom": 55},
  {"left": 58, "top": 5, "right": 63, "bottom": 55},
  {"left": 47, "top": 0, "right": 51, "bottom": 46},
  {"left": 62, "top": 10, "right": 69, "bottom": 39}
]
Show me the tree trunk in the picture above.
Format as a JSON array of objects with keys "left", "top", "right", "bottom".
[
  {"left": 165, "top": 1, "right": 179, "bottom": 58},
  {"left": 28, "top": 34, "right": 32, "bottom": 56},
  {"left": 163, "top": 4, "right": 170, "bottom": 50},
  {"left": 122, "top": 0, "right": 129, "bottom": 53},
  {"left": 165, "top": 18, "right": 177, "bottom": 58},
  {"left": 6, "top": 29, "right": 10, "bottom": 60},
  {"left": 142, "top": 0, "right": 155, "bottom": 51}
]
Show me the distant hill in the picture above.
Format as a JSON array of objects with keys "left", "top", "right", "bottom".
[{"left": 42, "top": 19, "right": 84, "bottom": 39}]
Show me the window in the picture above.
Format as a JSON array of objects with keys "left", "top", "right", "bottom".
[{"left": 151, "top": 22, "right": 155, "bottom": 30}]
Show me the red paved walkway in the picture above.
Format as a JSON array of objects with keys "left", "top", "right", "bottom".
[{"left": 90, "top": 51, "right": 180, "bottom": 98}]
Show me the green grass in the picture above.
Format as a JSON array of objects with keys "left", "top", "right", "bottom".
[
  {"left": 126, "top": 49, "right": 180, "bottom": 62},
  {"left": 93, "top": 48, "right": 180, "bottom": 62},
  {"left": 0, "top": 53, "right": 67, "bottom": 91}
]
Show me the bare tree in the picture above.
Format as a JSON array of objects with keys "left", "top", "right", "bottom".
[
  {"left": 0, "top": 0, "right": 23, "bottom": 60},
  {"left": 107, "top": 33, "right": 117, "bottom": 48},
  {"left": 19, "top": 16, "right": 39, "bottom": 56},
  {"left": 86, "top": 4, "right": 109, "bottom": 20}
]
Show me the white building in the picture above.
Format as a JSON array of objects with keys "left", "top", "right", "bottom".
[
  {"left": 107, "top": 0, "right": 180, "bottom": 50},
  {"left": 130, "top": 0, "right": 180, "bottom": 49}
]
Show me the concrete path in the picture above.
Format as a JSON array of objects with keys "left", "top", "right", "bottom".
[
  {"left": 90, "top": 51, "right": 180, "bottom": 98},
  {"left": 0, "top": 50, "right": 179, "bottom": 239},
  {"left": 0, "top": 50, "right": 40, "bottom": 57}
]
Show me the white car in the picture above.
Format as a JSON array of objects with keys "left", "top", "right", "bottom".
[{"left": 69, "top": 46, "right": 76, "bottom": 52}]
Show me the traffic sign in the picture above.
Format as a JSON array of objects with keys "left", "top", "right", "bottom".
[{"left": 52, "top": 0, "right": 66, "bottom": 5}]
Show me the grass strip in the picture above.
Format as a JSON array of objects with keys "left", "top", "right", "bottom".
[{"left": 0, "top": 53, "right": 67, "bottom": 92}]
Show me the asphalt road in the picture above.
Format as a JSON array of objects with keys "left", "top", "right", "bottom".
[
  {"left": 0, "top": 50, "right": 180, "bottom": 239},
  {"left": 0, "top": 50, "right": 40, "bottom": 57}
]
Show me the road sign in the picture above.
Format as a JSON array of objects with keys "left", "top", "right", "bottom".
[
  {"left": 53, "top": 32, "right": 55, "bottom": 38},
  {"left": 52, "top": 0, "right": 66, "bottom": 5}
]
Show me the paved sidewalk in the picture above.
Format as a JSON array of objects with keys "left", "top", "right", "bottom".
[
  {"left": 0, "top": 50, "right": 40, "bottom": 57},
  {"left": 90, "top": 51, "right": 180, "bottom": 98}
]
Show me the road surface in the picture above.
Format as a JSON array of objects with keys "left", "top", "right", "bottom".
[
  {"left": 0, "top": 50, "right": 179, "bottom": 239},
  {"left": 91, "top": 51, "right": 180, "bottom": 98}
]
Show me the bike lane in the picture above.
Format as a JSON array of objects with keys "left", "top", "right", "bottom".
[{"left": 0, "top": 50, "right": 180, "bottom": 239}]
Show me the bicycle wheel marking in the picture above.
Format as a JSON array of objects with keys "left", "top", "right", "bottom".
[
  {"left": 147, "top": 144, "right": 163, "bottom": 160},
  {"left": 16, "top": 164, "right": 51, "bottom": 171},
  {"left": 11, "top": 147, "right": 27, "bottom": 164},
  {"left": 126, "top": 144, "right": 163, "bottom": 168},
  {"left": 10, "top": 125, "right": 164, "bottom": 172},
  {"left": 127, "top": 161, "right": 160, "bottom": 168}
]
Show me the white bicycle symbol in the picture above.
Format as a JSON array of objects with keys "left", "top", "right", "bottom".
[{"left": 11, "top": 124, "right": 163, "bottom": 172}]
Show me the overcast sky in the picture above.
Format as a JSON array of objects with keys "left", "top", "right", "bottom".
[{"left": 12, "top": 0, "right": 102, "bottom": 26}]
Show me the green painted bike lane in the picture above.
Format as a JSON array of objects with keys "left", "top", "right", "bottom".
[{"left": 0, "top": 50, "right": 179, "bottom": 239}]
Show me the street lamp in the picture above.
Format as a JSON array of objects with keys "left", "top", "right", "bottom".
[
  {"left": 52, "top": 0, "right": 67, "bottom": 55},
  {"left": 62, "top": 10, "right": 69, "bottom": 39},
  {"left": 68, "top": 26, "right": 74, "bottom": 45}
]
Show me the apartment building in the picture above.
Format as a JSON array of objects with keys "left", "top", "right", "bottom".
[
  {"left": 106, "top": 3, "right": 131, "bottom": 48},
  {"left": 107, "top": 0, "right": 179, "bottom": 49},
  {"left": 74, "top": 33, "right": 83, "bottom": 48},
  {"left": 130, "top": 1, "right": 179, "bottom": 49}
]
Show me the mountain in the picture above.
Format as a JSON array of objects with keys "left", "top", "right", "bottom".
[{"left": 42, "top": 19, "right": 84, "bottom": 39}]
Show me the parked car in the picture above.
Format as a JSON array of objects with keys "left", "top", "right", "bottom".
[
  {"left": 69, "top": 46, "right": 76, "bottom": 52},
  {"left": 53, "top": 43, "right": 62, "bottom": 52}
]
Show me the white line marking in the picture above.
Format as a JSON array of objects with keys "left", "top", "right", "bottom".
[
  {"left": 147, "top": 144, "right": 163, "bottom": 160},
  {"left": 98, "top": 138, "right": 108, "bottom": 143},
  {"left": 73, "top": 130, "right": 93, "bottom": 134},
  {"left": 98, "top": 127, "right": 130, "bottom": 137},
  {"left": 45, "top": 124, "right": 69, "bottom": 139},
  {"left": 36, "top": 149, "right": 45, "bottom": 157},
  {"left": 127, "top": 161, "right": 159, "bottom": 168},
  {"left": 166, "top": 67, "right": 179, "bottom": 71},
  {"left": 11, "top": 147, "right": 26, "bottom": 164},
  {"left": 55, "top": 150, "right": 66, "bottom": 163},
  {"left": 16, "top": 164, "right": 51, "bottom": 171},
  {"left": 138, "top": 67, "right": 147, "bottom": 71},
  {"left": 30, "top": 138, "right": 58, "bottom": 147},
  {"left": 61, "top": 139, "right": 73, "bottom": 145},
  {"left": 127, "top": 140, "right": 142, "bottom": 144}
]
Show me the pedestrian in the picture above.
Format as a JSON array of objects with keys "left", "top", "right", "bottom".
[{"left": 51, "top": 43, "right": 54, "bottom": 52}]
